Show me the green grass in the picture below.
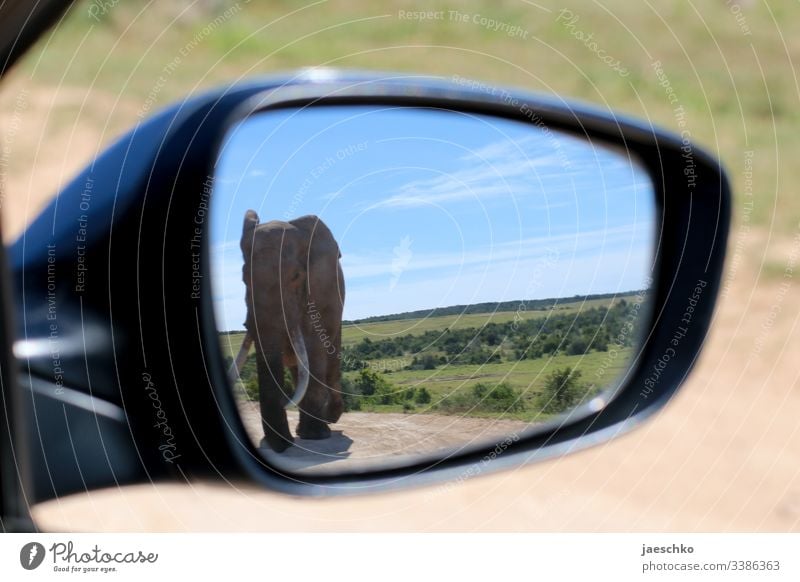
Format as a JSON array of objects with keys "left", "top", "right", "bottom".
[
  {"left": 341, "top": 295, "right": 632, "bottom": 345},
  {"left": 219, "top": 294, "right": 633, "bottom": 355},
  {"left": 342, "top": 309, "right": 548, "bottom": 345},
  {"left": 349, "top": 348, "right": 631, "bottom": 421},
  {"left": 220, "top": 294, "right": 636, "bottom": 421},
  {"left": 220, "top": 332, "right": 247, "bottom": 362},
  {"left": 11, "top": 0, "right": 800, "bottom": 235}
]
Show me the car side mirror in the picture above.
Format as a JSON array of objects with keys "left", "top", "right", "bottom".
[{"left": 7, "top": 70, "right": 729, "bottom": 500}]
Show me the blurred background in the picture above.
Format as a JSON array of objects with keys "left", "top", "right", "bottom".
[{"left": 2, "top": 0, "right": 798, "bottom": 531}]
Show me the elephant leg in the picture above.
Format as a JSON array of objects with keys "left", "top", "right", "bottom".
[
  {"left": 295, "top": 338, "right": 333, "bottom": 439},
  {"left": 325, "top": 326, "right": 344, "bottom": 423},
  {"left": 285, "top": 361, "right": 328, "bottom": 437},
  {"left": 257, "top": 354, "right": 293, "bottom": 452},
  {"left": 296, "top": 376, "right": 332, "bottom": 440}
]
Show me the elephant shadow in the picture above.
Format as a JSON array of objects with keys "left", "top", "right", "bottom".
[{"left": 262, "top": 430, "right": 354, "bottom": 472}]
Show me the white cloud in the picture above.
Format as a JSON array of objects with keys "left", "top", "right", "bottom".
[
  {"left": 209, "top": 132, "right": 655, "bottom": 327},
  {"left": 367, "top": 131, "right": 644, "bottom": 211},
  {"left": 211, "top": 219, "right": 654, "bottom": 326},
  {"left": 344, "top": 246, "right": 652, "bottom": 320},
  {"left": 339, "top": 221, "right": 653, "bottom": 281}
]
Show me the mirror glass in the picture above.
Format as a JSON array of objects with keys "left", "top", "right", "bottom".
[{"left": 210, "top": 105, "right": 656, "bottom": 474}]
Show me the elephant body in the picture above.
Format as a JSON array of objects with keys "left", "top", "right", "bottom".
[{"left": 234, "top": 210, "right": 345, "bottom": 452}]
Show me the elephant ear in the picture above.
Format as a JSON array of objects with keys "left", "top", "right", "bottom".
[
  {"left": 240, "top": 210, "right": 260, "bottom": 330},
  {"left": 240, "top": 209, "right": 259, "bottom": 258},
  {"left": 289, "top": 214, "right": 339, "bottom": 266}
]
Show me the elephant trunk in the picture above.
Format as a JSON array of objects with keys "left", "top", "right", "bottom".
[
  {"left": 228, "top": 324, "right": 308, "bottom": 410},
  {"left": 229, "top": 332, "right": 253, "bottom": 383},
  {"left": 286, "top": 324, "right": 309, "bottom": 409}
]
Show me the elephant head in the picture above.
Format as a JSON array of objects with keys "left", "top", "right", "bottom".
[{"left": 232, "top": 210, "right": 345, "bottom": 452}]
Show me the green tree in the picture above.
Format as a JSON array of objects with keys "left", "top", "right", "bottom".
[
  {"left": 235, "top": 361, "right": 292, "bottom": 402},
  {"left": 592, "top": 335, "right": 609, "bottom": 352},
  {"left": 542, "top": 336, "right": 561, "bottom": 355},
  {"left": 355, "top": 367, "right": 380, "bottom": 396},
  {"left": 420, "top": 354, "right": 438, "bottom": 370},
  {"left": 415, "top": 387, "right": 432, "bottom": 405},
  {"left": 406, "top": 354, "right": 438, "bottom": 370},
  {"left": 472, "top": 382, "right": 525, "bottom": 412},
  {"left": 566, "top": 336, "right": 589, "bottom": 355},
  {"left": 355, "top": 368, "right": 399, "bottom": 405},
  {"left": 243, "top": 377, "right": 259, "bottom": 401},
  {"left": 538, "top": 367, "right": 586, "bottom": 414},
  {"left": 436, "top": 381, "right": 524, "bottom": 414},
  {"left": 341, "top": 376, "right": 361, "bottom": 411}
]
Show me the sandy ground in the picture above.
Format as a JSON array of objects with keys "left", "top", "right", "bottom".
[
  {"left": 4, "top": 79, "right": 799, "bottom": 531},
  {"left": 238, "top": 405, "right": 533, "bottom": 474}
]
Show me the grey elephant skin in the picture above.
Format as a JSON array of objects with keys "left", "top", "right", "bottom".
[{"left": 232, "top": 211, "right": 345, "bottom": 452}]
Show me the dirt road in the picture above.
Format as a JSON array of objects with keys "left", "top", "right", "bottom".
[{"left": 238, "top": 404, "right": 532, "bottom": 474}]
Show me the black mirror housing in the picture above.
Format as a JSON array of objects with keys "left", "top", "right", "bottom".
[{"left": 7, "top": 70, "right": 729, "bottom": 500}]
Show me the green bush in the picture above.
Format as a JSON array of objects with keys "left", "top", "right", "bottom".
[
  {"left": 341, "top": 346, "right": 367, "bottom": 371},
  {"left": 449, "top": 347, "right": 501, "bottom": 365},
  {"left": 566, "top": 337, "right": 589, "bottom": 355},
  {"left": 406, "top": 354, "right": 439, "bottom": 370},
  {"left": 415, "top": 387, "right": 432, "bottom": 405},
  {"left": 243, "top": 377, "right": 259, "bottom": 401},
  {"left": 227, "top": 353, "right": 259, "bottom": 401},
  {"left": 537, "top": 367, "right": 586, "bottom": 414},
  {"left": 473, "top": 382, "right": 524, "bottom": 412},
  {"left": 341, "top": 376, "right": 360, "bottom": 412},
  {"left": 540, "top": 337, "right": 561, "bottom": 355},
  {"left": 355, "top": 368, "right": 402, "bottom": 406},
  {"left": 437, "top": 382, "right": 524, "bottom": 415},
  {"left": 235, "top": 358, "right": 296, "bottom": 403}
]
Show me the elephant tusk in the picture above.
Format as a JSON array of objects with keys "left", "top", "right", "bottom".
[
  {"left": 286, "top": 326, "right": 309, "bottom": 409},
  {"left": 229, "top": 332, "right": 253, "bottom": 383}
]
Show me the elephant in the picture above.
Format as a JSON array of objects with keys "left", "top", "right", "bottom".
[{"left": 230, "top": 210, "right": 345, "bottom": 452}]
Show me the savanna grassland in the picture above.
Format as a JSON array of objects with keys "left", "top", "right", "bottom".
[{"left": 222, "top": 293, "right": 642, "bottom": 421}]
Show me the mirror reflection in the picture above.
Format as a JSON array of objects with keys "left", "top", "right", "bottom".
[{"left": 211, "top": 105, "right": 655, "bottom": 474}]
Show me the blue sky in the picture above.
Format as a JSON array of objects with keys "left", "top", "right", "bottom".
[{"left": 210, "top": 105, "right": 656, "bottom": 330}]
